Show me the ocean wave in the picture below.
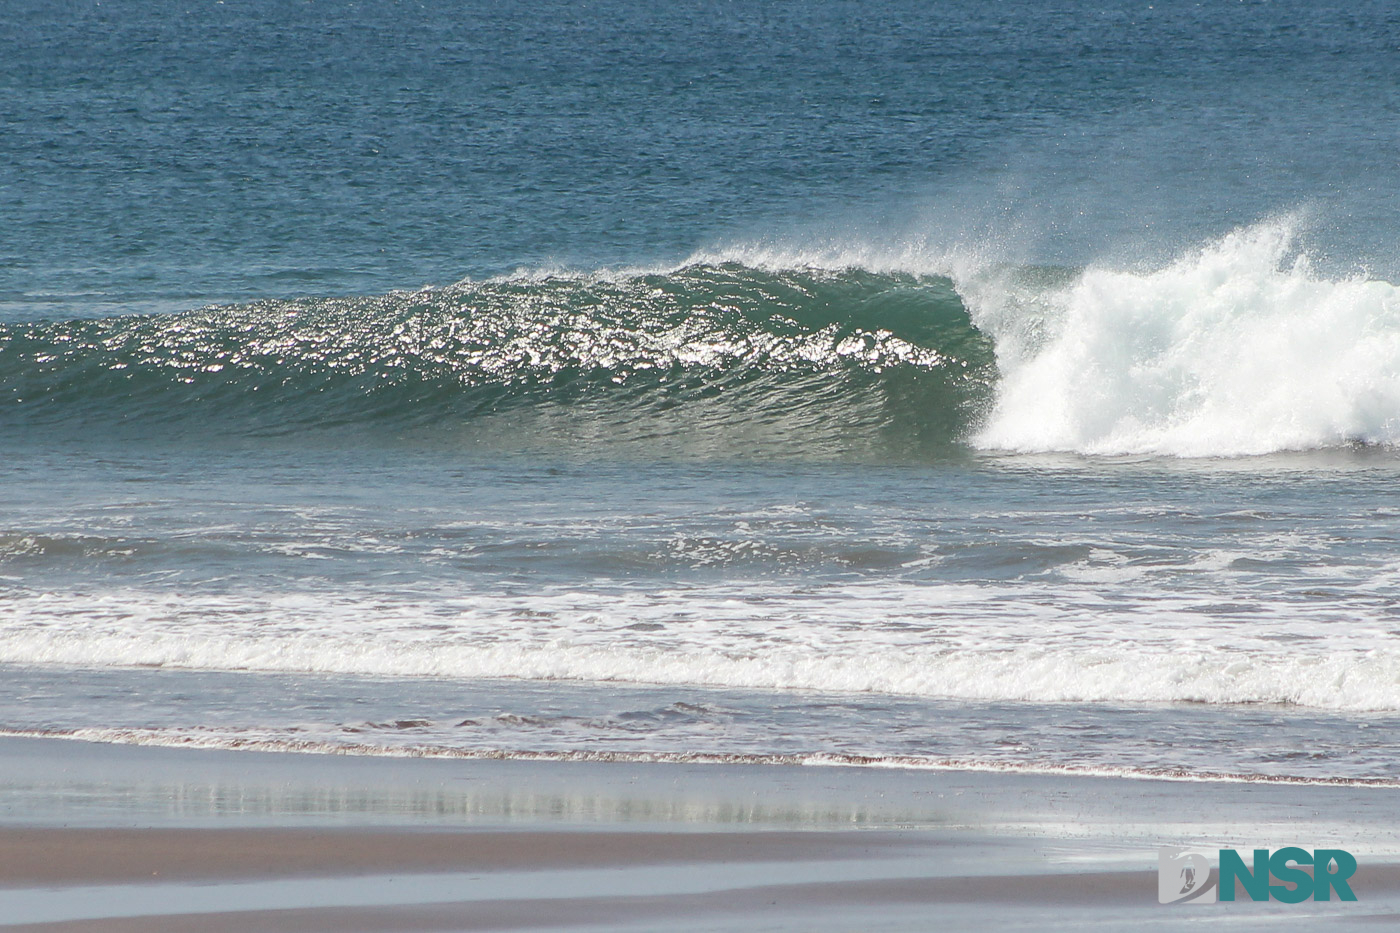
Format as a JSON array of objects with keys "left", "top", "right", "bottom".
[
  {"left": 0, "top": 264, "right": 994, "bottom": 458},
  {"left": 6, "top": 220, "right": 1400, "bottom": 459},
  {"left": 693, "top": 219, "right": 1400, "bottom": 458},
  {"left": 6, "top": 623, "right": 1400, "bottom": 712}
]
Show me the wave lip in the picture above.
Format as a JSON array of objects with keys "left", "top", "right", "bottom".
[{"left": 968, "top": 220, "right": 1400, "bottom": 457}]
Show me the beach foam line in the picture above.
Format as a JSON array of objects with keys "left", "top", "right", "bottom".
[{"left": 6, "top": 727, "right": 1398, "bottom": 788}]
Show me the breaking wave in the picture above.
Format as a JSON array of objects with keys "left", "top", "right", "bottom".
[
  {"left": 6, "top": 220, "right": 1399, "bottom": 459},
  {"left": 967, "top": 220, "right": 1400, "bottom": 457}
]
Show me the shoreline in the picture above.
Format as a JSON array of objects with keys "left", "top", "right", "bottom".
[
  {"left": 3, "top": 736, "right": 1400, "bottom": 930},
  {"left": 8, "top": 727, "right": 1400, "bottom": 789}
]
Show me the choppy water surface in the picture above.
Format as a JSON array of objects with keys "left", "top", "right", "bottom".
[{"left": 4, "top": 445, "right": 1400, "bottom": 780}]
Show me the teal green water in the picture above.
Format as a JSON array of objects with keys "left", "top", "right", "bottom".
[{"left": 0, "top": 267, "right": 994, "bottom": 457}]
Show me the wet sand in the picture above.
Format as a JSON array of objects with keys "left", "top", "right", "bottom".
[{"left": 2, "top": 736, "right": 1399, "bottom": 931}]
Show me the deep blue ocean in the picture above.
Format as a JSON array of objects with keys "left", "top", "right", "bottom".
[{"left": 5, "top": 0, "right": 1400, "bottom": 782}]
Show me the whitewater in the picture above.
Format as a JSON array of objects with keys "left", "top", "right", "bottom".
[{"left": 970, "top": 221, "right": 1400, "bottom": 457}]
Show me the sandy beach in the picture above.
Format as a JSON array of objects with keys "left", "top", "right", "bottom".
[{"left": 1, "top": 736, "right": 1398, "bottom": 931}]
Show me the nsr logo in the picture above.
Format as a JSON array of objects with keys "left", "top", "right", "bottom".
[{"left": 1159, "top": 847, "right": 1358, "bottom": 905}]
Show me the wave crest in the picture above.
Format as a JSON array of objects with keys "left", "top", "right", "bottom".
[
  {"left": 0, "top": 264, "right": 994, "bottom": 457},
  {"left": 10, "top": 222, "right": 1400, "bottom": 460}
]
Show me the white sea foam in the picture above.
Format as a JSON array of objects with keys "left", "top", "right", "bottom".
[
  {"left": 3, "top": 582, "right": 1399, "bottom": 711},
  {"left": 7, "top": 634, "right": 1398, "bottom": 710},
  {"left": 967, "top": 219, "right": 1400, "bottom": 456},
  {"left": 8, "top": 727, "right": 1394, "bottom": 786}
]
